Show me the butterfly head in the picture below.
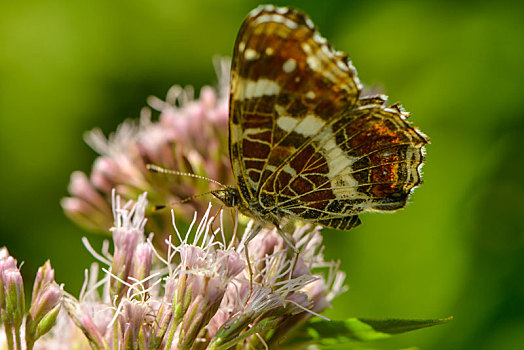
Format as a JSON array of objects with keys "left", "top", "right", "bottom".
[{"left": 212, "top": 186, "right": 241, "bottom": 208}]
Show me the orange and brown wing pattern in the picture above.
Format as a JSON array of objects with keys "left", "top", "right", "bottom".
[
  {"left": 229, "top": 5, "right": 361, "bottom": 204},
  {"left": 261, "top": 100, "right": 428, "bottom": 230}
]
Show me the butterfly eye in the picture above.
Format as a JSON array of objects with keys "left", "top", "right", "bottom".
[
  {"left": 210, "top": 187, "right": 238, "bottom": 208},
  {"left": 226, "top": 187, "right": 240, "bottom": 207}
]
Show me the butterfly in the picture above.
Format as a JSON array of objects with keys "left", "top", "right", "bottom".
[{"left": 212, "top": 5, "right": 429, "bottom": 245}]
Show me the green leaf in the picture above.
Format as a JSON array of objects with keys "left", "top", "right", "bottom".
[
  {"left": 284, "top": 316, "right": 453, "bottom": 348},
  {"left": 357, "top": 317, "right": 453, "bottom": 335}
]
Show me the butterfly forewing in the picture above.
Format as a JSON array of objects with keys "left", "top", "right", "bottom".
[
  {"left": 229, "top": 6, "right": 361, "bottom": 203},
  {"left": 227, "top": 5, "right": 428, "bottom": 230}
]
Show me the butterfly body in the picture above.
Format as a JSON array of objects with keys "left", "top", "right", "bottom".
[{"left": 213, "top": 185, "right": 284, "bottom": 227}]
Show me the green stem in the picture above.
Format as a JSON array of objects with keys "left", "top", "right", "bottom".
[
  {"left": 163, "top": 318, "right": 177, "bottom": 350},
  {"left": 26, "top": 338, "right": 35, "bottom": 350},
  {"left": 138, "top": 326, "right": 147, "bottom": 350},
  {"left": 113, "top": 320, "right": 119, "bottom": 350},
  {"left": 14, "top": 324, "right": 22, "bottom": 350},
  {"left": 4, "top": 322, "right": 14, "bottom": 350},
  {"left": 209, "top": 317, "right": 279, "bottom": 350}
]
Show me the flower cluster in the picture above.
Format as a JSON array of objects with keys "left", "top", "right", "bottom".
[
  {"left": 46, "top": 59, "right": 346, "bottom": 349},
  {"left": 59, "top": 192, "right": 346, "bottom": 349},
  {"left": 0, "top": 250, "right": 61, "bottom": 350},
  {"left": 61, "top": 59, "right": 233, "bottom": 248}
]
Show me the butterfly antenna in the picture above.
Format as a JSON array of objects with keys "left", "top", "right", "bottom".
[
  {"left": 183, "top": 189, "right": 225, "bottom": 203},
  {"left": 151, "top": 188, "right": 228, "bottom": 211},
  {"left": 146, "top": 164, "right": 225, "bottom": 187}
]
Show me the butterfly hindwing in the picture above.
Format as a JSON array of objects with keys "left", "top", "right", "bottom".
[{"left": 261, "top": 102, "right": 428, "bottom": 229}]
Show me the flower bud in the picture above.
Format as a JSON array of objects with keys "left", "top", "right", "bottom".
[{"left": 3, "top": 267, "right": 25, "bottom": 328}]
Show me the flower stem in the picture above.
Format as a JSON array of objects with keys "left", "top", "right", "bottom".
[
  {"left": 14, "top": 326, "right": 22, "bottom": 350},
  {"left": 3, "top": 321, "right": 14, "bottom": 350},
  {"left": 113, "top": 321, "right": 119, "bottom": 350}
]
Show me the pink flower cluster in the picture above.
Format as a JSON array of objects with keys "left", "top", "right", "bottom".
[
  {"left": 62, "top": 59, "right": 234, "bottom": 248},
  {"left": 60, "top": 192, "right": 346, "bottom": 349}
]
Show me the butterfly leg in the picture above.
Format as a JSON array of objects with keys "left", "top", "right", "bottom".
[
  {"left": 209, "top": 205, "right": 223, "bottom": 232},
  {"left": 243, "top": 223, "right": 263, "bottom": 302},
  {"left": 274, "top": 226, "right": 300, "bottom": 279},
  {"left": 243, "top": 224, "right": 300, "bottom": 301}
]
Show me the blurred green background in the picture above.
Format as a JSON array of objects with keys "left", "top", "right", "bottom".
[{"left": 1, "top": 0, "right": 523, "bottom": 349}]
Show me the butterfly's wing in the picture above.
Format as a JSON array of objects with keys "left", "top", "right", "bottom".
[
  {"left": 229, "top": 5, "right": 361, "bottom": 205},
  {"left": 263, "top": 100, "right": 429, "bottom": 230},
  {"left": 229, "top": 5, "right": 428, "bottom": 230}
]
